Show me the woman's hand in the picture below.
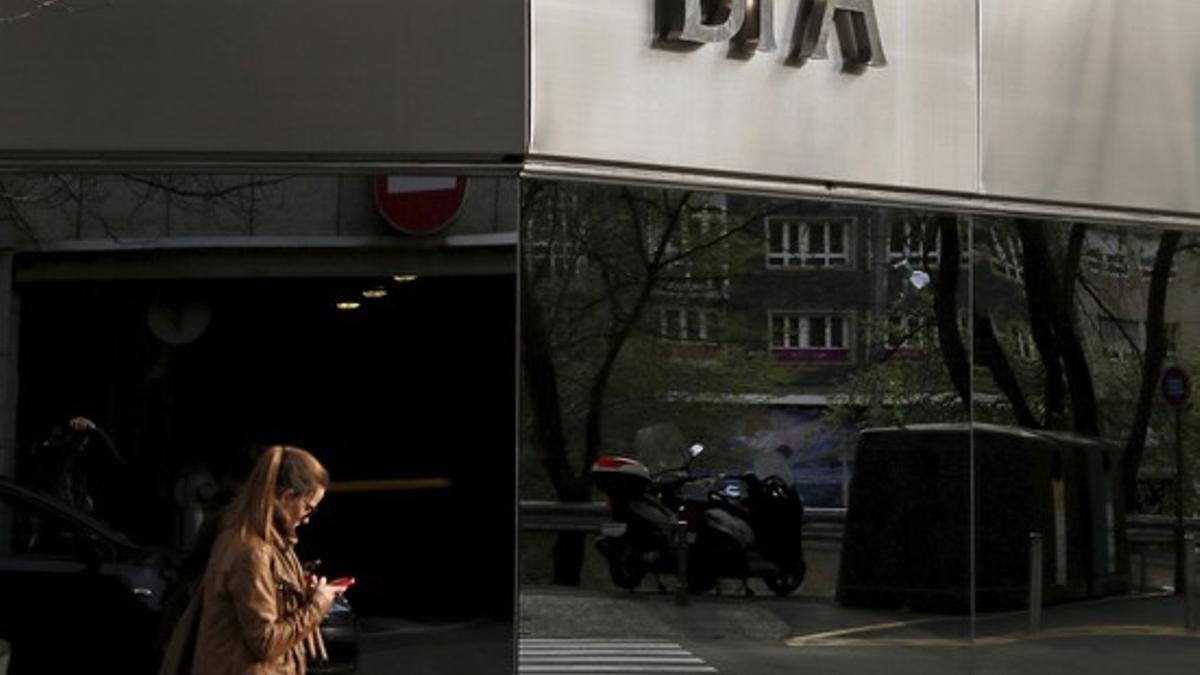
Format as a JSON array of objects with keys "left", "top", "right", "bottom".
[{"left": 309, "top": 576, "right": 347, "bottom": 609}]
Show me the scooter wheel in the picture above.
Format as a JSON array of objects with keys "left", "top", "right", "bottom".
[
  {"left": 764, "top": 561, "right": 807, "bottom": 597},
  {"left": 606, "top": 539, "right": 647, "bottom": 590}
]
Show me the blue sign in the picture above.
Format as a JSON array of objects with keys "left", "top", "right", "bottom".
[{"left": 1161, "top": 366, "right": 1191, "bottom": 407}]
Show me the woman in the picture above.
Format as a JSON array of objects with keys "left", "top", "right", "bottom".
[{"left": 191, "top": 445, "right": 344, "bottom": 675}]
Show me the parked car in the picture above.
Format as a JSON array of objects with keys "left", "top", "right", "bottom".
[{"left": 0, "top": 477, "right": 358, "bottom": 674}]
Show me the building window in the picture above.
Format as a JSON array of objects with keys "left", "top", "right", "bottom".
[
  {"left": 883, "top": 314, "right": 931, "bottom": 356},
  {"left": 874, "top": 314, "right": 932, "bottom": 362},
  {"left": 661, "top": 307, "right": 721, "bottom": 343},
  {"left": 770, "top": 312, "right": 850, "bottom": 363},
  {"left": 1083, "top": 232, "right": 1130, "bottom": 278},
  {"left": 1010, "top": 325, "right": 1036, "bottom": 361},
  {"left": 653, "top": 205, "right": 731, "bottom": 298},
  {"left": 1082, "top": 231, "right": 1175, "bottom": 282},
  {"left": 888, "top": 219, "right": 971, "bottom": 269},
  {"left": 1099, "top": 317, "right": 1140, "bottom": 361},
  {"left": 1166, "top": 322, "right": 1180, "bottom": 356},
  {"left": 989, "top": 227, "right": 1024, "bottom": 281},
  {"left": 526, "top": 239, "right": 584, "bottom": 279},
  {"left": 766, "top": 218, "right": 851, "bottom": 269}
]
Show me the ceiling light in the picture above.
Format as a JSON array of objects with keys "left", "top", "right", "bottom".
[
  {"left": 392, "top": 274, "right": 418, "bottom": 283},
  {"left": 336, "top": 302, "right": 362, "bottom": 311},
  {"left": 362, "top": 288, "right": 388, "bottom": 299}
]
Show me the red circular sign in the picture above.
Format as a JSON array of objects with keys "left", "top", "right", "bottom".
[
  {"left": 1161, "top": 365, "right": 1191, "bottom": 407},
  {"left": 373, "top": 176, "right": 468, "bottom": 235}
]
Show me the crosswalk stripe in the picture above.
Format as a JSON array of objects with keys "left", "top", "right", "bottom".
[
  {"left": 521, "top": 645, "right": 688, "bottom": 651},
  {"left": 520, "top": 638, "right": 681, "bottom": 643},
  {"left": 521, "top": 657, "right": 705, "bottom": 663},
  {"left": 518, "top": 662, "right": 715, "bottom": 667},
  {"left": 519, "top": 639, "right": 718, "bottom": 674},
  {"left": 522, "top": 650, "right": 694, "bottom": 657}
]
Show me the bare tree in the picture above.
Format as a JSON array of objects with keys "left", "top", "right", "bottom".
[
  {"left": 521, "top": 182, "right": 781, "bottom": 584},
  {"left": 930, "top": 219, "right": 1182, "bottom": 507}
]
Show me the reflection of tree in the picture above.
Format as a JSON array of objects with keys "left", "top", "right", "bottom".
[
  {"left": 0, "top": 174, "right": 296, "bottom": 243},
  {"left": 932, "top": 219, "right": 1181, "bottom": 508},
  {"left": 521, "top": 183, "right": 781, "bottom": 584},
  {"left": 1, "top": 0, "right": 113, "bottom": 25},
  {"left": 827, "top": 214, "right": 1187, "bottom": 511},
  {"left": 1119, "top": 229, "right": 1182, "bottom": 506}
]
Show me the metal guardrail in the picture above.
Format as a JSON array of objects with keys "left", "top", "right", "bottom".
[
  {"left": 519, "top": 501, "right": 610, "bottom": 532},
  {"left": 518, "top": 500, "right": 847, "bottom": 538},
  {"left": 1126, "top": 514, "right": 1200, "bottom": 545},
  {"left": 801, "top": 507, "right": 847, "bottom": 543},
  {"left": 519, "top": 501, "right": 1200, "bottom": 547}
]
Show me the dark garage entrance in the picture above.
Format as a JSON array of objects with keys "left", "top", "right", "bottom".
[{"left": 15, "top": 272, "right": 515, "bottom": 622}]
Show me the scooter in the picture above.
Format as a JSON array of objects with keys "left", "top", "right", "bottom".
[
  {"left": 591, "top": 444, "right": 718, "bottom": 592},
  {"left": 704, "top": 471, "right": 808, "bottom": 596},
  {"left": 592, "top": 443, "right": 807, "bottom": 596},
  {"left": 591, "top": 444, "right": 792, "bottom": 594}
]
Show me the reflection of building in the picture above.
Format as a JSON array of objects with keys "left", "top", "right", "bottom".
[
  {"left": 650, "top": 204, "right": 1033, "bottom": 398},
  {"left": 1079, "top": 228, "right": 1190, "bottom": 364}
]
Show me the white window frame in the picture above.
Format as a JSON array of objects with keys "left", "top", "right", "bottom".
[
  {"left": 660, "top": 307, "right": 721, "bottom": 344},
  {"left": 1098, "top": 316, "right": 1141, "bottom": 361},
  {"left": 654, "top": 208, "right": 732, "bottom": 298},
  {"left": 1010, "top": 324, "right": 1036, "bottom": 361},
  {"left": 526, "top": 238, "right": 584, "bottom": 279},
  {"left": 765, "top": 217, "right": 852, "bottom": 269},
  {"left": 887, "top": 219, "right": 971, "bottom": 269},
  {"left": 1083, "top": 232, "right": 1131, "bottom": 278},
  {"left": 989, "top": 227, "right": 1024, "bottom": 281},
  {"left": 769, "top": 311, "right": 852, "bottom": 363},
  {"left": 883, "top": 314, "right": 930, "bottom": 353}
]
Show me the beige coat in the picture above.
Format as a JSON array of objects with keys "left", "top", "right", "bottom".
[{"left": 191, "top": 528, "right": 331, "bottom": 675}]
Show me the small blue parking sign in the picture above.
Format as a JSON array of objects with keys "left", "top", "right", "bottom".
[{"left": 1161, "top": 365, "right": 1190, "bottom": 407}]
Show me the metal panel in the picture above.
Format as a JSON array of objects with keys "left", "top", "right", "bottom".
[
  {"left": 530, "top": 0, "right": 977, "bottom": 194},
  {"left": 0, "top": 0, "right": 526, "bottom": 161},
  {"left": 981, "top": 0, "right": 1200, "bottom": 215},
  {"left": 522, "top": 159, "right": 1200, "bottom": 230}
]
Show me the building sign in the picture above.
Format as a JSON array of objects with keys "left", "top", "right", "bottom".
[
  {"left": 658, "top": 0, "right": 886, "bottom": 67},
  {"left": 530, "top": 0, "right": 977, "bottom": 198},
  {"left": 1161, "top": 365, "right": 1190, "bottom": 408}
]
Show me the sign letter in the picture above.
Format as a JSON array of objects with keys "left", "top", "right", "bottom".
[
  {"left": 733, "top": 0, "right": 777, "bottom": 53},
  {"left": 660, "top": 0, "right": 747, "bottom": 44},
  {"left": 791, "top": 0, "right": 886, "bottom": 67}
]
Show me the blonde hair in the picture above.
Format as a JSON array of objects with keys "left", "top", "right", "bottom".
[{"left": 225, "top": 445, "right": 329, "bottom": 543}]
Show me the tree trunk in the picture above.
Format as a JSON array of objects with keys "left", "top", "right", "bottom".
[
  {"left": 1055, "top": 224, "right": 1097, "bottom": 435},
  {"left": 1015, "top": 220, "right": 1068, "bottom": 427},
  {"left": 974, "top": 312, "right": 1039, "bottom": 428},
  {"left": 551, "top": 532, "right": 587, "bottom": 586},
  {"left": 933, "top": 215, "right": 971, "bottom": 412},
  {"left": 1122, "top": 230, "right": 1182, "bottom": 508},
  {"left": 521, "top": 279, "right": 590, "bottom": 585}
]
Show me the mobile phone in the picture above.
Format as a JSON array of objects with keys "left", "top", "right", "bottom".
[{"left": 329, "top": 576, "right": 356, "bottom": 589}]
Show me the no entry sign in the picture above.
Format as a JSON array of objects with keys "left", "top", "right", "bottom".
[
  {"left": 374, "top": 176, "right": 468, "bottom": 235},
  {"left": 1161, "top": 365, "right": 1191, "bottom": 408}
]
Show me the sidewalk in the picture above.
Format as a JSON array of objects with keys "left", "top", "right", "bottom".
[{"left": 520, "top": 584, "right": 1200, "bottom": 646}]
